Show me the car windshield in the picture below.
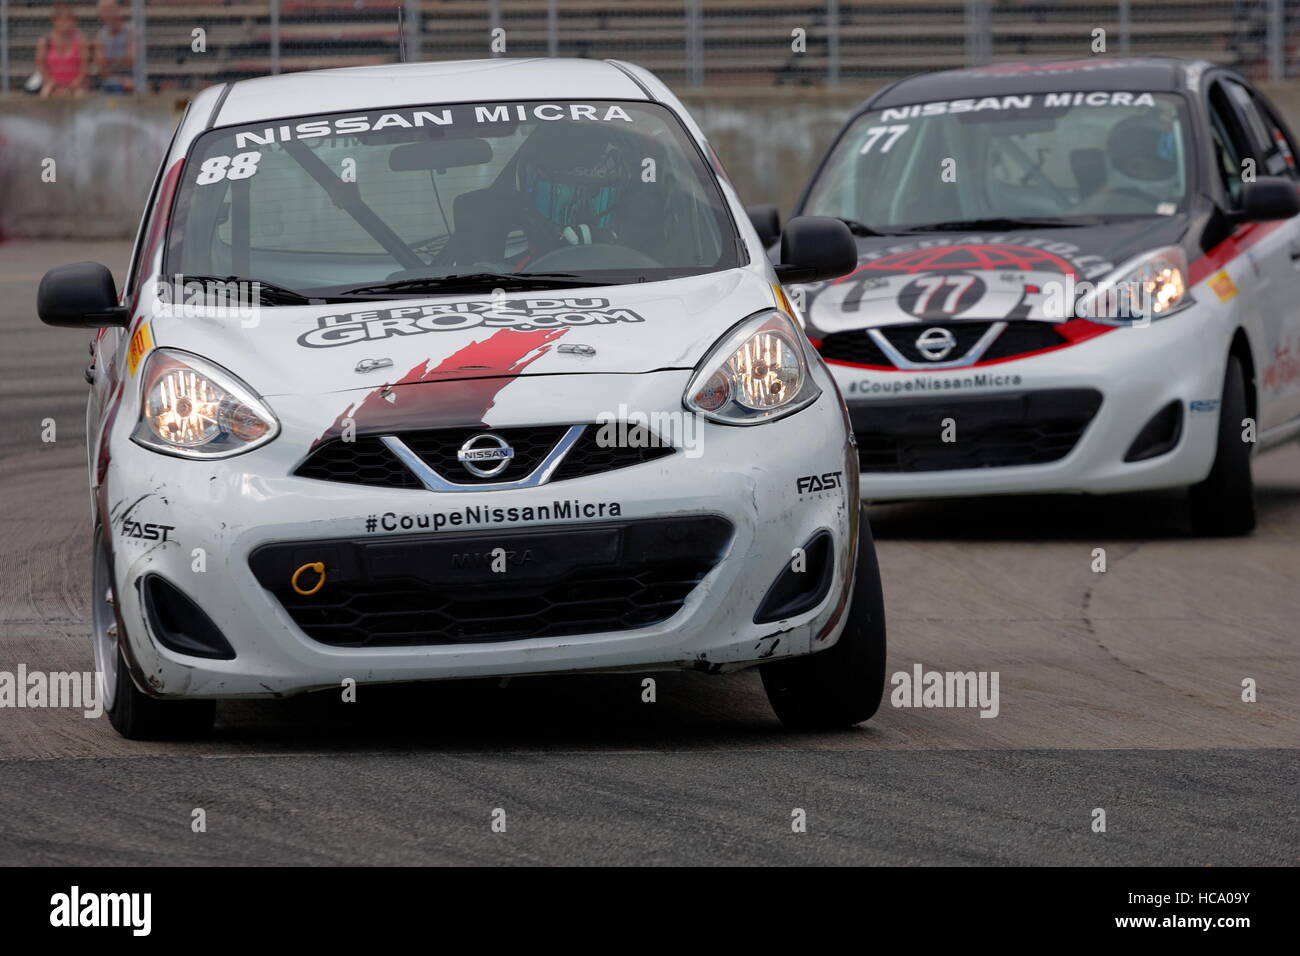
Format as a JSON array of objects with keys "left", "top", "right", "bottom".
[
  {"left": 165, "top": 99, "right": 740, "bottom": 297},
  {"left": 803, "top": 91, "right": 1191, "bottom": 231}
]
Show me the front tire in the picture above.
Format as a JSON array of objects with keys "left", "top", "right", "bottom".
[
  {"left": 1188, "top": 355, "right": 1255, "bottom": 537},
  {"left": 93, "top": 529, "right": 215, "bottom": 740},
  {"left": 760, "top": 506, "right": 887, "bottom": 730}
]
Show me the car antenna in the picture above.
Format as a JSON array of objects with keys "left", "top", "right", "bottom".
[{"left": 397, "top": 5, "right": 407, "bottom": 63}]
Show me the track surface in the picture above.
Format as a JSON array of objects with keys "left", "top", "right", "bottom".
[{"left": 1, "top": 241, "right": 1296, "bottom": 865}]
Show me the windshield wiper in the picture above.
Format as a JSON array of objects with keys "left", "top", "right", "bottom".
[
  {"left": 893, "top": 217, "right": 1085, "bottom": 233},
  {"left": 338, "top": 272, "right": 618, "bottom": 297},
  {"left": 176, "top": 274, "right": 317, "bottom": 305},
  {"left": 838, "top": 217, "right": 899, "bottom": 237}
]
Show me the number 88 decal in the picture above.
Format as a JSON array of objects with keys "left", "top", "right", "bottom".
[{"left": 195, "top": 152, "right": 262, "bottom": 186}]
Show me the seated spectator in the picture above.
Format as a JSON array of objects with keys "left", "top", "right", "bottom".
[
  {"left": 36, "top": 5, "right": 88, "bottom": 98},
  {"left": 94, "top": 0, "right": 135, "bottom": 93}
]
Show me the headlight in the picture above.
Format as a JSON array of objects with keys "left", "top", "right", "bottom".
[
  {"left": 131, "top": 349, "right": 279, "bottom": 458},
  {"left": 1075, "top": 246, "right": 1192, "bottom": 324},
  {"left": 683, "top": 310, "right": 821, "bottom": 424}
]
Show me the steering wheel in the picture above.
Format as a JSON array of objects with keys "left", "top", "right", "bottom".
[{"left": 526, "top": 242, "right": 664, "bottom": 272}]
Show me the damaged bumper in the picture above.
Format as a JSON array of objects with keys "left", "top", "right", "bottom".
[{"left": 102, "top": 369, "right": 859, "bottom": 698}]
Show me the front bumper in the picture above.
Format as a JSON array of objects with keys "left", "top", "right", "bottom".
[
  {"left": 102, "top": 369, "right": 859, "bottom": 699},
  {"left": 826, "top": 309, "right": 1231, "bottom": 500}
]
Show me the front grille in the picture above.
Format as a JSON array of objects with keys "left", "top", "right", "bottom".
[
  {"left": 550, "top": 425, "right": 673, "bottom": 481},
  {"left": 295, "top": 423, "right": 673, "bottom": 489},
  {"left": 249, "top": 516, "right": 734, "bottom": 647},
  {"left": 401, "top": 425, "right": 569, "bottom": 485},
  {"left": 294, "top": 437, "right": 421, "bottom": 489},
  {"left": 851, "top": 389, "right": 1103, "bottom": 472},
  {"left": 978, "top": 321, "right": 1069, "bottom": 361},
  {"left": 877, "top": 322, "right": 994, "bottom": 364},
  {"left": 818, "top": 321, "right": 1071, "bottom": 368},
  {"left": 817, "top": 330, "right": 893, "bottom": 366}
]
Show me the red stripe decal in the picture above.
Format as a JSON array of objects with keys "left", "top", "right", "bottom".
[
  {"left": 315, "top": 328, "right": 565, "bottom": 443},
  {"left": 1187, "top": 219, "right": 1286, "bottom": 287}
]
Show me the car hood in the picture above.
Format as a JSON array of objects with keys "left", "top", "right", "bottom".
[
  {"left": 794, "top": 217, "right": 1187, "bottom": 336},
  {"left": 144, "top": 269, "right": 773, "bottom": 399}
]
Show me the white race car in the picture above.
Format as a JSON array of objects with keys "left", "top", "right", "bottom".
[
  {"left": 38, "top": 58, "right": 883, "bottom": 739},
  {"left": 754, "top": 57, "right": 1300, "bottom": 535}
]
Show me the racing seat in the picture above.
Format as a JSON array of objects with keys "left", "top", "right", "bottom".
[
  {"left": 1070, "top": 148, "right": 1107, "bottom": 201},
  {"left": 447, "top": 187, "right": 519, "bottom": 265}
]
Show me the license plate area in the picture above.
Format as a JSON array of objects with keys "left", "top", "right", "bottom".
[{"left": 363, "top": 526, "right": 623, "bottom": 585}]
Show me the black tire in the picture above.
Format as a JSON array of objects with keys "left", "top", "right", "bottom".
[
  {"left": 760, "top": 505, "right": 887, "bottom": 730},
  {"left": 1188, "top": 355, "right": 1256, "bottom": 537},
  {"left": 106, "top": 647, "right": 216, "bottom": 741},
  {"left": 95, "top": 530, "right": 215, "bottom": 740}
]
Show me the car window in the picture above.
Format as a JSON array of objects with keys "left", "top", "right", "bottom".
[
  {"left": 1223, "top": 79, "right": 1299, "bottom": 181},
  {"left": 127, "top": 103, "right": 190, "bottom": 301},
  {"left": 165, "top": 100, "right": 740, "bottom": 294},
  {"left": 804, "top": 91, "right": 1191, "bottom": 228},
  {"left": 1207, "top": 85, "right": 1249, "bottom": 205}
]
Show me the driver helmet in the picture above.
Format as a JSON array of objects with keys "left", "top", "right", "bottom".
[
  {"left": 516, "top": 124, "right": 636, "bottom": 238},
  {"left": 1106, "top": 114, "right": 1178, "bottom": 182}
]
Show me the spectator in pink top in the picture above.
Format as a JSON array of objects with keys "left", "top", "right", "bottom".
[{"left": 37, "top": 5, "right": 89, "bottom": 98}]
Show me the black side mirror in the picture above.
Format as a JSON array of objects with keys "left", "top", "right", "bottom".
[
  {"left": 774, "top": 216, "right": 857, "bottom": 283},
  {"left": 1233, "top": 176, "right": 1300, "bottom": 223},
  {"left": 37, "top": 262, "right": 129, "bottom": 328},
  {"left": 745, "top": 203, "right": 782, "bottom": 247}
]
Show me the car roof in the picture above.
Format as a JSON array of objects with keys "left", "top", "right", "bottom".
[
  {"left": 211, "top": 58, "right": 650, "bottom": 128},
  {"left": 870, "top": 56, "right": 1213, "bottom": 109}
]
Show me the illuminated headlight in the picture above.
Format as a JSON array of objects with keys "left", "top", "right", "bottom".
[
  {"left": 1075, "top": 247, "right": 1192, "bottom": 324},
  {"left": 131, "top": 349, "right": 278, "bottom": 458},
  {"left": 684, "top": 310, "right": 821, "bottom": 424}
]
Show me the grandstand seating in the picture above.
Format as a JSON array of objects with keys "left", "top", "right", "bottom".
[{"left": 1, "top": 0, "right": 1292, "bottom": 93}]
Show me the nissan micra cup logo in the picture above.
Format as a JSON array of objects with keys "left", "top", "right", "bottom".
[
  {"left": 457, "top": 433, "right": 515, "bottom": 477},
  {"left": 916, "top": 326, "right": 958, "bottom": 361}
]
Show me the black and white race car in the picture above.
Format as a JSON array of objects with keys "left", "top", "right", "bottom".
[{"left": 756, "top": 57, "right": 1300, "bottom": 535}]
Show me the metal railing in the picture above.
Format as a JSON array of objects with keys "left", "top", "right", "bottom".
[{"left": 0, "top": 0, "right": 1295, "bottom": 95}]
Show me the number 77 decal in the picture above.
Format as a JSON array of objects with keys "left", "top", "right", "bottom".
[
  {"left": 859, "top": 125, "right": 910, "bottom": 154},
  {"left": 912, "top": 274, "right": 977, "bottom": 314}
]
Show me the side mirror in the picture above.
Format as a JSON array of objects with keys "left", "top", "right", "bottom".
[
  {"left": 37, "top": 262, "right": 129, "bottom": 328},
  {"left": 745, "top": 203, "right": 782, "bottom": 247},
  {"left": 774, "top": 216, "right": 857, "bottom": 283},
  {"left": 1233, "top": 176, "right": 1300, "bottom": 223}
]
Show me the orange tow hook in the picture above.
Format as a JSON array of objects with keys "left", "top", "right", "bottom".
[{"left": 291, "top": 561, "right": 326, "bottom": 596}]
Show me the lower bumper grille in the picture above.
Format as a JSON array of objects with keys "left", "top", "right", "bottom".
[
  {"left": 250, "top": 516, "right": 734, "bottom": 647},
  {"left": 850, "top": 388, "right": 1103, "bottom": 472}
]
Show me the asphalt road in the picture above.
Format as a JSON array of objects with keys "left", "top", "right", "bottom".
[{"left": 1, "top": 240, "right": 1296, "bottom": 865}]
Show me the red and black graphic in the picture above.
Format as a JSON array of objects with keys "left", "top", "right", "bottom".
[
  {"left": 809, "top": 243, "right": 1116, "bottom": 371},
  {"left": 826, "top": 243, "right": 1078, "bottom": 316},
  {"left": 835, "top": 243, "right": 1077, "bottom": 283},
  {"left": 314, "top": 328, "right": 565, "bottom": 444}
]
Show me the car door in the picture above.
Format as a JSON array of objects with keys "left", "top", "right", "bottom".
[
  {"left": 1230, "top": 79, "right": 1300, "bottom": 429},
  {"left": 1213, "top": 76, "right": 1300, "bottom": 430}
]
